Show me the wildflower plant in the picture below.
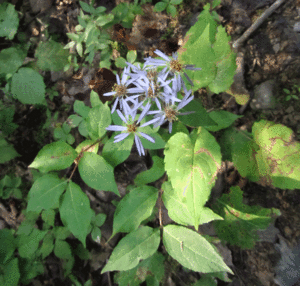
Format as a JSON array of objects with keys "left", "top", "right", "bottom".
[{"left": 3, "top": 2, "right": 295, "bottom": 285}]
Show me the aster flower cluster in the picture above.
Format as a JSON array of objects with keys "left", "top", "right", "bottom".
[{"left": 105, "top": 49, "right": 201, "bottom": 156}]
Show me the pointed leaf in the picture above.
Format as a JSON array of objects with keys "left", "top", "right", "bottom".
[
  {"left": 59, "top": 181, "right": 93, "bottom": 247},
  {"left": 29, "top": 141, "right": 77, "bottom": 173},
  {"left": 163, "top": 225, "right": 233, "bottom": 274},
  {"left": 27, "top": 174, "right": 67, "bottom": 213},
  {"left": 111, "top": 186, "right": 158, "bottom": 237},
  {"left": 101, "top": 226, "right": 160, "bottom": 273}
]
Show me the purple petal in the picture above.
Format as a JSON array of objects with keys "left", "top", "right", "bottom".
[
  {"left": 168, "top": 122, "right": 173, "bottom": 133},
  {"left": 117, "top": 109, "right": 128, "bottom": 123},
  {"left": 140, "top": 116, "right": 161, "bottom": 128},
  {"left": 114, "top": 132, "right": 130, "bottom": 143},
  {"left": 106, "top": 125, "right": 127, "bottom": 132},
  {"left": 154, "top": 49, "right": 170, "bottom": 61},
  {"left": 139, "top": 132, "right": 155, "bottom": 143},
  {"left": 111, "top": 98, "right": 119, "bottom": 114},
  {"left": 134, "top": 135, "right": 145, "bottom": 156},
  {"left": 137, "top": 102, "right": 151, "bottom": 124}
]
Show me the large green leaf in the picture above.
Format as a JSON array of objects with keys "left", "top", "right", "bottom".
[
  {"left": 78, "top": 152, "right": 119, "bottom": 196},
  {"left": 59, "top": 181, "right": 93, "bottom": 247},
  {"left": 0, "top": 229, "right": 16, "bottom": 264},
  {"left": 111, "top": 186, "right": 158, "bottom": 237},
  {"left": 163, "top": 225, "right": 233, "bottom": 274},
  {"left": 11, "top": 68, "right": 46, "bottom": 104},
  {"left": 213, "top": 186, "right": 280, "bottom": 249},
  {"left": 164, "top": 128, "right": 222, "bottom": 229},
  {"left": 0, "top": 2, "right": 19, "bottom": 40},
  {"left": 2, "top": 258, "right": 20, "bottom": 286},
  {"left": 29, "top": 141, "right": 77, "bottom": 173},
  {"left": 35, "top": 40, "right": 69, "bottom": 71},
  {"left": 27, "top": 174, "right": 67, "bottom": 213},
  {"left": 101, "top": 226, "right": 160, "bottom": 273},
  {"left": 0, "top": 47, "right": 26, "bottom": 77},
  {"left": 0, "top": 135, "right": 20, "bottom": 163}
]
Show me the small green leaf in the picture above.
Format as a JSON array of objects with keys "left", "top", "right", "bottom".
[
  {"left": 0, "top": 135, "right": 20, "bottom": 163},
  {"left": 170, "top": 0, "right": 183, "bottom": 4},
  {"left": 35, "top": 40, "right": 69, "bottom": 71},
  {"left": 91, "top": 227, "right": 101, "bottom": 243},
  {"left": 27, "top": 174, "right": 67, "bottom": 213},
  {"left": 29, "top": 141, "right": 77, "bottom": 173},
  {"left": 59, "top": 181, "right": 94, "bottom": 247},
  {"left": 0, "top": 47, "right": 26, "bottom": 77},
  {"left": 115, "top": 57, "right": 126, "bottom": 68},
  {"left": 154, "top": 2, "right": 168, "bottom": 12},
  {"left": 95, "top": 14, "right": 114, "bottom": 26},
  {"left": 41, "top": 209, "right": 55, "bottom": 226},
  {"left": 78, "top": 152, "right": 119, "bottom": 196},
  {"left": 166, "top": 4, "right": 177, "bottom": 17},
  {"left": 39, "top": 232, "right": 54, "bottom": 259},
  {"left": 74, "top": 100, "right": 90, "bottom": 118},
  {"left": 2, "top": 258, "right": 20, "bottom": 286},
  {"left": 76, "top": 43, "right": 83, "bottom": 57},
  {"left": 11, "top": 68, "right": 46, "bottom": 104},
  {"left": 163, "top": 225, "right": 233, "bottom": 274},
  {"left": 0, "top": 229, "right": 16, "bottom": 264},
  {"left": 79, "top": 1, "right": 92, "bottom": 13},
  {"left": 101, "top": 226, "right": 160, "bottom": 273},
  {"left": 95, "top": 213, "right": 106, "bottom": 227},
  {"left": 205, "top": 110, "right": 242, "bottom": 132},
  {"left": 126, "top": 50, "right": 137, "bottom": 63},
  {"left": 111, "top": 186, "right": 158, "bottom": 237},
  {"left": 54, "top": 239, "right": 73, "bottom": 259},
  {"left": 90, "top": 90, "right": 102, "bottom": 107},
  {"left": 0, "top": 2, "right": 19, "bottom": 40}
]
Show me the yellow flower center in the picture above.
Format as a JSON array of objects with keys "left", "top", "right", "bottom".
[
  {"left": 169, "top": 59, "right": 182, "bottom": 73},
  {"left": 113, "top": 84, "right": 127, "bottom": 97}
]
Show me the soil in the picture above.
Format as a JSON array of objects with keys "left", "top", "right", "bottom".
[{"left": 1, "top": 0, "right": 300, "bottom": 285}]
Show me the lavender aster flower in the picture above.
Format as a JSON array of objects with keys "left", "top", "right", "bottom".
[
  {"left": 103, "top": 66, "right": 144, "bottom": 115},
  {"left": 147, "top": 89, "right": 194, "bottom": 133},
  {"left": 144, "top": 49, "right": 202, "bottom": 88},
  {"left": 106, "top": 104, "right": 160, "bottom": 156}
]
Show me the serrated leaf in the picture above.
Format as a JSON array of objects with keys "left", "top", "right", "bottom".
[
  {"left": 29, "top": 141, "right": 77, "bottom": 173},
  {"left": 27, "top": 174, "right": 67, "bottom": 213},
  {"left": 95, "top": 14, "right": 114, "bottom": 26},
  {"left": 164, "top": 128, "right": 222, "bottom": 229},
  {"left": 79, "top": 1, "right": 92, "bottom": 13},
  {"left": 78, "top": 152, "right": 119, "bottom": 196},
  {"left": 11, "top": 68, "right": 46, "bottom": 104},
  {"left": 101, "top": 226, "right": 160, "bottom": 273},
  {"left": 163, "top": 225, "right": 233, "bottom": 274},
  {"left": 126, "top": 50, "right": 137, "bottom": 64},
  {"left": 41, "top": 209, "right": 55, "bottom": 226},
  {"left": 59, "top": 181, "right": 93, "bottom": 247},
  {"left": 170, "top": 0, "right": 183, "bottom": 4},
  {"left": 166, "top": 4, "right": 176, "bottom": 17},
  {"left": 0, "top": 2, "right": 19, "bottom": 40},
  {"left": 0, "top": 136, "right": 20, "bottom": 163},
  {"left": 2, "top": 258, "right": 20, "bottom": 286},
  {"left": 54, "top": 226, "right": 71, "bottom": 240},
  {"left": 111, "top": 186, "right": 158, "bottom": 237},
  {"left": 39, "top": 232, "right": 54, "bottom": 259},
  {"left": 213, "top": 186, "right": 280, "bottom": 249},
  {"left": 76, "top": 43, "right": 83, "bottom": 57},
  {"left": 35, "top": 40, "right": 69, "bottom": 72}
]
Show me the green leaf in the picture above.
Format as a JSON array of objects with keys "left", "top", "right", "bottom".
[
  {"left": 74, "top": 100, "right": 90, "bottom": 118},
  {"left": 204, "top": 110, "right": 242, "bottom": 132},
  {"left": 54, "top": 239, "right": 73, "bottom": 259},
  {"left": 95, "top": 14, "right": 114, "bottom": 26},
  {"left": 41, "top": 209, "right": 55, "bottom": 226},
  {"left": 11, "top": 68, "right": 46, "bottom": 104},
  {"left": 0, "top": 2, "right": 19, "bottom": 40},
  {"left": 29, "top": 141, "right": 77, "bottom": 173},
  {"left": 163, "top": 225, "right": 233, "bottom": 274},
  {"left": 0, "top": 229, "right": 16, "bottom": 264},
  {"left": 0, "top": 47, "right": 26, "bottom": 77},
  {"left": 166, "top": 4, "right": 176, "bottom": 17},
  {"left": 212, "top": 0, "right": 221, "bottom": 8},
  {"left": 18, "top": 229, "right": 47, "bottom": 258},
  {"left": 115, "top": 57, "right": 126, "bottom": 68},
  {"left": 78, "top": 152, "right": 119, "bottom": 196},
  {"left": 75, "top": 140, "right": 99, "bottom": 154},
  {"left": 162, "top": 181, "right": 223, "bottom": 227},
  {"left": 76, "top": 43, "right": 83, "bottom": 57},
  {"left": 154, "top": 2, "right": 168, "bottom": 12},
  {"left": 164, "top": 128, "right": 222, "bottom": 229},
  {"left": 79, "top": 1, "right": 93, "bottom": 13},
  {"left": 27, "top": 174, "right": 67, "bottom": 213},
  {"left": 134, "top": 156, "right": 165, "bottom": 186},
  {"left": 111, "top": 186, "right": 158, "bottom": 237},
  {"left": 90, "top": 90, "right": 102, "bottom": 107},
  {"left": 94, "top": 213, "right": 106, "bottom": 227},
  {"left": 87, "top": 103, "right": 111, "bottom": 139},
  {"left": 139, "top": 132, "right": 166, "bottom": 150},
  {"left": 0, "top": 135, "right": 20, "bottom": 163},
  {"left": 35, "top": 40, "right": 69, "bottom": 72},
  {"left": 208, "top": 26, "right": 237, "bottom": 93},
  {"left": 54, "top": 226, "right": 71, "bottom": 240},
  {"left": 213, "top": 186, "right": 281, "bottom": 249},
  {"left": 178, "top": 99, "right": 217, "bottom": 127},
  {"left": 102, "top": 134, "right": 134, "bottom": 167},
  {"left": 2, "top": 258, "right": 20, "bottom": 286},
  {"left": 66, "top": 32, "right": 80, "bottom": 42},
  {"left": 67, "top": 115, "right": 83, "bottom": 127},
  {"left": 91, "top": 227, "right": 101, "bottom": 243},
  {"left": 101, "top": 226, "right": 160, "bottom": 273},
  {"left": 170, "top": 0, "right": 183, "bottom": 4},
  {"left": 59, "top": 181, "right": 94, "bottom": 247},
  {"left": 39, "top": 232, "right": 54, "bottom": 259},
  {"left": 126, "top": 50, "right": 137, "bottom": 64}
]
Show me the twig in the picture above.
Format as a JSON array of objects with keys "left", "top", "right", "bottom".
[{"left": 232, "top": 0, "right": 287, "bottom": 50}]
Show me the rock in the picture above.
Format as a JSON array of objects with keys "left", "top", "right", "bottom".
[
  {"left": 285, "top": 106, "right": 294, "bottom": 113},
  {"left": 250, "top": 80, "right": 278, "bottom": 110}
]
